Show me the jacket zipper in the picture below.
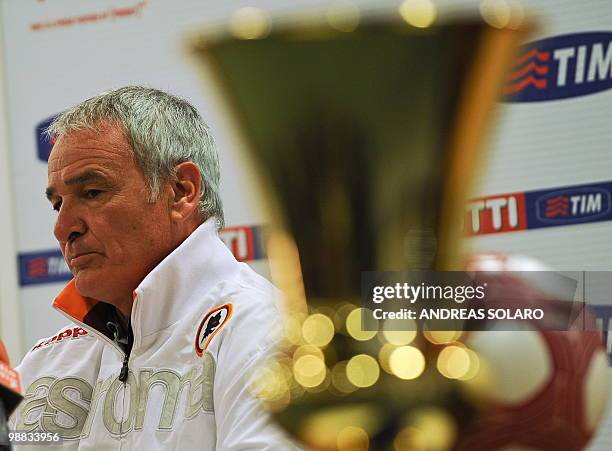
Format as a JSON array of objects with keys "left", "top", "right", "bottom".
[
  {"left": 118, "top": 318, "right": 132, "bottom": 382},
  {"left": 118, "top": 353, "right": 130, "bottom": 382}
]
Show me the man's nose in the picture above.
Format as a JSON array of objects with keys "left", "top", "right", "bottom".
[{"left": 53, "top": 201, "right": 87, "bottom": 244}]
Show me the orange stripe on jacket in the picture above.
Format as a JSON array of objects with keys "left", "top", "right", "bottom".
[{"left": 53, "top": 279, "right": 99, "bottom": 323}]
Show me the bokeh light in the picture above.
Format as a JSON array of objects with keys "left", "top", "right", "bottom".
[
  {"left": 337, "top": 425, "right": 369, "bottom": 451},
  {"left": 381, "top": 318, "right": 417, "bottom": 345},
  {"left": 398, "top": 0, "right": 437, "bottom": 28},
  {"left": 346, "top": 308, "right": 377, "bottom": 341},
  {"left": 479, "top": 0, "right": 524, "bottom": 30},
  {"left": 437, "top": 345, "right": 473, "bottom": 379},
  {"left": 302, "top": 313, "right": 335, "bottom": 347},
  {"left": 293, "top": 354, "right": 327, "bottom": 388},
  {"left": 326, "top": 0, "right": 361, "bottom": 33},
  {"left": 346, "top": 354, "right": 380, "bottom": 388},
  {"left": 389, "top": 346, "right": 426, "bottom": 380},
  {"left": 229, "top": 7, "right": 271, "bottom": 40}
]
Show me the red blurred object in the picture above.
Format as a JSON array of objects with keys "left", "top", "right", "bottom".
[
  {"left": 0, "top": 340, "right": 22, "bottom": 417},
  {"left": 0, "top": 343, "right": 8, "bottom": 366},
  {"left": 456, "top": 254, "right": 608, "bottom": 451}
]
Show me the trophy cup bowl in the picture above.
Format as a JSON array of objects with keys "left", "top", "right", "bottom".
[{"left": 192, "top": 5, "right": 527, "bottom": 449}]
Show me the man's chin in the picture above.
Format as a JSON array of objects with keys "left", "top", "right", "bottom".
[{"left": 73, "top": 270, "right": 105, "bottom": 301}]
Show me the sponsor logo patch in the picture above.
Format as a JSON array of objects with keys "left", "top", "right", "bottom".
[
  {"left": 466, "top": 181, "right": 612, "bottom": 235},
  {"left": 504, "top": 32, "right": 612, "bottom": 102},
  {"left": 31, "top": 327, "right": 88, "bottom": 352},
  {"left": 535, "top": 187, "right": 610, "bottom": 224},
  {"left": 465, "top": 192, "right": 527, "bottom": 235},
  {"left": 18, "top": 250, "right": 72, "bottom": 286},
  {"left": 195, "top": 304, "right": 233, "bottom": 356}
]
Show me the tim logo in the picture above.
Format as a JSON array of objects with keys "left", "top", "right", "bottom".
[
  {"left": 505, "top": 32, "right": 612, "bottom": 102},
  {"left": 18, "top": 250, "right": 71, "bottom": 286},
  {"left": 536, "top": 188, "right": 611, "bottom": 224},
  {"left": 35, "top": 115, "right": 59, "bottom": 162}
]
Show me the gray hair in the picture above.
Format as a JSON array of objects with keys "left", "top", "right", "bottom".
[{"left": 47, "top": 86, "right": 224, "bottom": 228}]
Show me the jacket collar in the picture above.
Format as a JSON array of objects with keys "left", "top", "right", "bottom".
[{"left": 53, "top": 218, "right": 240, "bottom": 349}]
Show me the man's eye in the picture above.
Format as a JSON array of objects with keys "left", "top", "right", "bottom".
[{"left": 85, "top": 189, "right": 102, "bottom": 199}]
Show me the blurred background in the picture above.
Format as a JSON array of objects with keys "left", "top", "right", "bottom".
[{"left": 0, "top": 0, "right": 611, "bottom": 449}]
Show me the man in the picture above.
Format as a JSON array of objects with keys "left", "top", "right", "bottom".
[{"left": 10, "top": 86, "right": 294, "bottom": 449}]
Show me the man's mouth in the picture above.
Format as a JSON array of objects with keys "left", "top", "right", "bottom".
[{"left": 69, "top": 252, "right": 98, "bottom": 269}]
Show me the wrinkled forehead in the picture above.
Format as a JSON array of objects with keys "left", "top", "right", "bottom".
[{"left": 47, "top": 122, "right": 133, "bottom": 175}]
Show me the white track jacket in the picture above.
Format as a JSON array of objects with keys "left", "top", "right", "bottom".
[{"left": 10, "top": 219, "right": 295, "bottom": 450}]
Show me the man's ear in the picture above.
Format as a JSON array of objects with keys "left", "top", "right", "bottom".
[{"left": 169, "top": 162, "right": 202, "bottom": 222}]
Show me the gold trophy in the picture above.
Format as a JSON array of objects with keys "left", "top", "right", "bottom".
[{"left": 192, "top": 3, "right": 527, "bottom": 449}]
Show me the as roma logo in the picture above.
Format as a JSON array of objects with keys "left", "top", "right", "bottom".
[{"left": 195, "top": 304, "right": 233, "bottom": 356}]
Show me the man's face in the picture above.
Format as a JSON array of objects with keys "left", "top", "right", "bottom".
[{"left": 47, "top": 123, "right": 174, "bottom": 306}]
